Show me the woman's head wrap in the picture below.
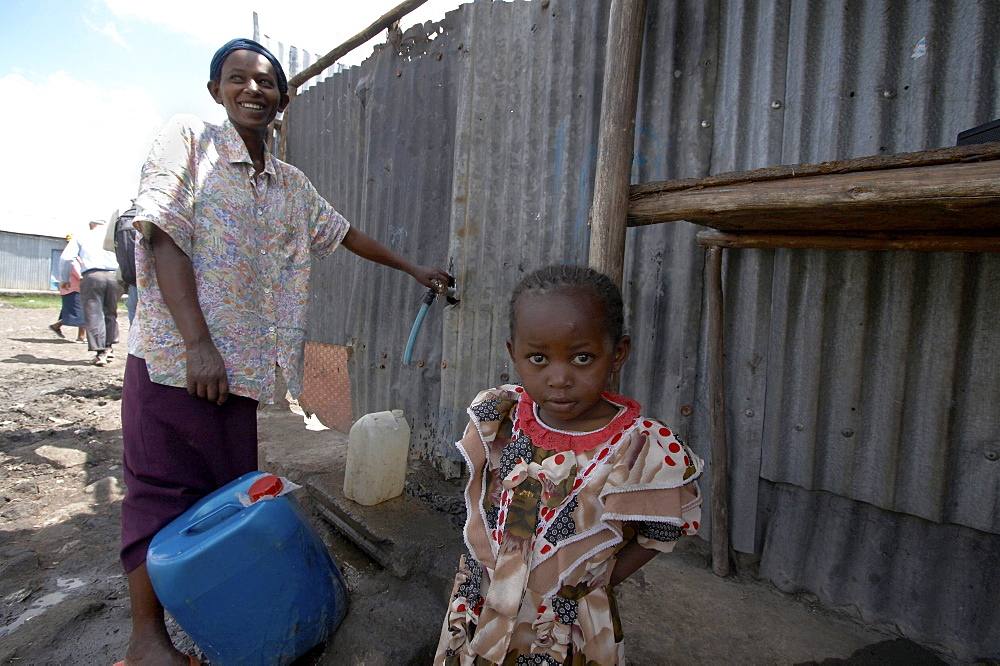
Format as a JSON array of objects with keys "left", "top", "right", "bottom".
[{"left": 210, "top": 38, "right": 288, "bottom": 96}]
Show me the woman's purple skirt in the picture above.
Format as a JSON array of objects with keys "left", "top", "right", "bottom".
[
  {"left": 120, "top": 354, "right": 258, "bottom": 574},
  {"left": 59, "top": 291, "right": 85, "bottom": 327}
]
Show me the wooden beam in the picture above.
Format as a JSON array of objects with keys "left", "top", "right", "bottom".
[
  {"left": 629, "top": 160, "right": 1000, "bottom": 232},
  {"left": 631, "top": 142, "right": 1000, "bottom": 200},
  {"left": 286, "top": 0, "right": 429, "bottom": 90},
  {"left": 588, "top": 0, "right": 648, "bottom": 287},
  {"left": 706, "top": 245, "right": 730, "bottom": 577},
  {"left": 697, "top": 230, "right": 1000, "bottom": 253}
]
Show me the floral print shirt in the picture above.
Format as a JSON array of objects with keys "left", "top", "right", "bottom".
[
  {"left": 436, "top": 385, "right": 703, "bottom": 665},
  {"left": 128, "top": 114, "right": 349, "bottom": 403}
]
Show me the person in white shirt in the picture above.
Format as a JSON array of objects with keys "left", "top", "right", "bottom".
[{"left": 60, "top": 219, "right": 121, "bottom": 366}]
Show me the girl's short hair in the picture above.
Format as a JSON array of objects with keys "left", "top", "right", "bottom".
[{"left": 509, "top": 264, "right": 624, "bottom": 342}]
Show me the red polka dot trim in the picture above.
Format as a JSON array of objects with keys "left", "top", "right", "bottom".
[
  {"left": 515, "top": 391, "right": 642, "bottom": 452},
  {"left": 659, "top": 427, "right": 672, "bottom": 437},
  {"left": 665, "top": 456, "right": 677, "bottom": 466},
  {"left": 668, "top": 442, "right": 681, "bottom": 453}
]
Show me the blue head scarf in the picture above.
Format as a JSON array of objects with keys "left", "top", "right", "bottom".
[{"left": 210, "top": 38, "right": 288, "bottom": 96}]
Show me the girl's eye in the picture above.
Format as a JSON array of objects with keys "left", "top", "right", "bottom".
[
  {"left": 258, "top": 79, "right": 274, "bottom": 88},
  {"left": 572, "top": 354, "right": 594, "bottom": 365},
  {"left": 528, "top": 354, "right": 547, "bottom": 365}
]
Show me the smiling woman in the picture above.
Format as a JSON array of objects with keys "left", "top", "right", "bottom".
[
  {"left": 206, "top": 38, "right": 290, "bottom": 173},
  {"left": 115, "top": 37, "right": 450, "bottom": 665}
]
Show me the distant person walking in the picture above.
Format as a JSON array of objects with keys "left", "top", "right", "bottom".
[
  {"left": 60, "top": 219, "right": 122, "bottom": 366},
  {"left": 49, "top": 241, "right": 86, "bottom": 343},
  {"left": 114, "top": 203, "right": 139, "bottom": 324}
]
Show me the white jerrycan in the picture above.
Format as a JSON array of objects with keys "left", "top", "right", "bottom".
[{"left": 343, "top": 410, "right": 411, "bottom": 506}]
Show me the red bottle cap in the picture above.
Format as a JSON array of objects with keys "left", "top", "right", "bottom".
[{"left": 248, "top": 474, "right": 284, "bottom": 502}]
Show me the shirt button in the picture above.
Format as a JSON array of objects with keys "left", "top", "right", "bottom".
[
  {"left": 261, "top": 249, "right": 267, "bottom": 255},
  {"left": 257, "top": 207, "right": 264, "bottom": 215},
  {"left": 268, "top": 326, "right": 275, "bottom": 332},
  {"left": 264, "top": 288, "right": 270, "bottom": 294}
]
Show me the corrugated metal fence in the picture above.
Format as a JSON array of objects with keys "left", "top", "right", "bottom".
[
  {"left": 0, "top": 231, "right": 65, "bottom": 291},
  {"left": 285, "top": 0, "right": 999, "bottom": 659}
]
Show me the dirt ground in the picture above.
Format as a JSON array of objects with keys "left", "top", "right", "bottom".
[
  {"left": 0, "top": 301, "right": 179, "bottom": 664},
  {"left": 0, "top": 301, "right": 955, "bottom": 665}
]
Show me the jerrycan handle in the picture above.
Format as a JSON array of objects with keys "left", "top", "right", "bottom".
[{"left": 181, "top": 504, "right": 242, "bottom": 536}]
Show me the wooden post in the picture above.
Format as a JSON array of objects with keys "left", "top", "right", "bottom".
[
  {"left": 286, "top": 0, "right": 429, "bottom": 89},
  {"left": 276, "top": 87, "right": 296, "bottom": 162},
  {"left": 278, "top": 1, "right": 427, "bottom": 162},
  {"left": 706, "top": 245, "right": 730, "bottom": 576},
  {"left": 588, "top": 0, "right": 648, "bottom": 287}
]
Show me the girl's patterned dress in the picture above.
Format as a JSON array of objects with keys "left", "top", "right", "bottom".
[{"left": 435, "top": 385, "right": 703, "bottom": 665}]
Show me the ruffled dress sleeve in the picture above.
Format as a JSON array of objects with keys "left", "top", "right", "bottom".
[{"left": 600, "top": 418, "right": 704, "bottom": 553}]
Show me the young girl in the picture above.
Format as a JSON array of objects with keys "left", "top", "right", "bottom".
[{"left": 435, "top": 264, "right": 703, "bottom": 665}]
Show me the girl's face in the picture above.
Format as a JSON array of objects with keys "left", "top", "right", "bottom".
[{"left": 507, "top": 289, "right": 630, "bottom": 432}]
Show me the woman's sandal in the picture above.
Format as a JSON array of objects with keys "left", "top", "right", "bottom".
[{"left": 48, "top": 324, "right": 65, "bottom": 339}]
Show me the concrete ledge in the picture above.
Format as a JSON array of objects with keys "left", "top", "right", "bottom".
[
  {"left": 257, "top": 407, "right": 463, "bottom": 598},
  {"left": 307, "top": 469, "right": 463, "bottom": 590}
]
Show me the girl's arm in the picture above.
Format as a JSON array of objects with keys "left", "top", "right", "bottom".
[
  {"left": 149, "top": 224, "right": 229, "bottom": 405},
  {"left": 609, "top": 538, "right": 659, "bottom": 587},
  {"left": 341, "top": 226, "right": 450, "bottom": 291}
]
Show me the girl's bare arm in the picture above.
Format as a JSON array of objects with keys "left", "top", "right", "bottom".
[{"left": 610, "top": 538, "right": 659, "bottom": 587}]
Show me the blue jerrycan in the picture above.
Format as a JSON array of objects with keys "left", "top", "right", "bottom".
[{"left": 147, "top": 471, "right": 348, "bottom": 665}]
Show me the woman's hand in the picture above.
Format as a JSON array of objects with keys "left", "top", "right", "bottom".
[
  {"left": 185, "top": 338, "right": 229, "bottom": 405},
  {"left": 341, "top": 227, "right": 451, "bottom": 293},
  {"left": 410, "top": 265, "right": 452, "bottom": 293},
  {"left": 149, "top": 224, "right": 228, "bottom": 404}
]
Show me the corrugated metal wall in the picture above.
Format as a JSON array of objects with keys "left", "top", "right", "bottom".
[
  {"left": 0, "top": 231, "right": 64, "bottom": 291},
  {"left": 285, "top": 0, "right": 999, "bottom": 659}
]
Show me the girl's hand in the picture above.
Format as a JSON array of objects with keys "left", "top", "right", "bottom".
[
  {"left": 609, "top": 539, "right": 658, "bottom": 586},
  {"left": 411, "top": 265, "right": 452, "bottom": 294}
]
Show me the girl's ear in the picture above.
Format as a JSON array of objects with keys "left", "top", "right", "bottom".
[
  {"left": 506, "top": 339, "right": 515, "bottom": 361},
  {"left": 611, "top": 335, "right": 631, "bottom": 373},
  {"left": 207, "top": 80, "right": 222, "bottom": 104}
]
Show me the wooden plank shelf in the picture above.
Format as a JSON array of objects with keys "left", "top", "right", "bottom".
[
  {"left": 629, "top": 143, "right": 1000, "bottom": 236},
  {"left": 629, "top": 143, "right": 1000, "bottom": 577}
]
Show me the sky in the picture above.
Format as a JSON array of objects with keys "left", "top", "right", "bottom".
[{"left": 0, "top": 0, "right": 463, "bottom": 239}]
